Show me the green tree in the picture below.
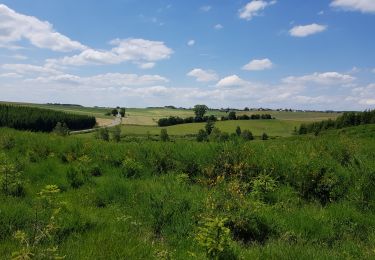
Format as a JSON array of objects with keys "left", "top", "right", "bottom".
[
  {"left": 193, "top": 104, "right": 208, "bottom": 119},
  {"left": 53, "top": 122, "right": 69, "bottom": 136},
  {"left": 205, "top": 120, "right": 215, "bottom": 135},
  {"left": 228, "top": 111, "right": 237, "bottom": 120},
  {"left": 241, "top": 130, "right": 254, "bottom": 141},
  {"left": 160, "top": 129, "right": 170, "bottom": 142},
  {"left": 111, "top": 108, "right": 118, "bottom": 116},
  {"left": 96, "top": 128, "right": 109, "bottom": 141},
  {"left": 120, "top": 108, "right": 126, "bottom": 117},
  {"left": 235, "top": 126, "right": 241, "bottom": 136},
  {"left": 197, "top": 129, "right": 208, "bottom": 142}
]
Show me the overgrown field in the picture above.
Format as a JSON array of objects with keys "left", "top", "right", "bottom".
[{"left": 1, "top": 125, "right": 375, "bottom": 259}]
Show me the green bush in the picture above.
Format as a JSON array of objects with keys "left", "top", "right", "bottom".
[{"left": 121, "top": 158, "right": 143, "bottom": 178}]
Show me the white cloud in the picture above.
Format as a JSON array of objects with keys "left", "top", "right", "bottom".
[
  {"left": 26, "top": 72, "right": 169, "bottom": 87},
  {"left": 242, "top": 58, "right": 273, "bottom": 71},
  {"left": 0, "top": 4, "right": 86, "bottom": 52},
  {"left": 2, "top": 63, "right": 61, "bottom": 76},
  {"left": 331, "top": 0, "right": 375, "bottom": 13},
  {"left": 200, "top": 6, "right": 212, "bottom": 12},
  {"left": 187, "top": 68, "right": 218, "bottom": 82},
  {"left": 187, "top": 40, "right": 195, "bottom": 46},
  {"left": 289, "top": 23, "right": 327, "bottom": 37},
  {"left": 138, "top": 62, "right": 156, "bottom": 69},
  {"left": 216, "top": 75, "right": 249, "bottom": 88},
  {"left": 351, "top": 83, "right": 375, "bottom": 106},
  {"left": 238, "top": 0, "right": 276, "bottom": 21},
  {"left": 46, "top": 38, "right": 173, "bottom": 67},
  {"left": 214, "top": 24, "right": 224, "bottom": 30},
  {"left": 282, "top": 72, "right": 355, "bottom": 85},
  {"left": 0, "top": 72, "right": 22, "bottom": 78}
]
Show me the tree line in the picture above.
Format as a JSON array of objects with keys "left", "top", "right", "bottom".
[
  {"left": 158, "top": 104, "right": 274, "bottom": 127},
  {"left": 0, "top": 104, "right": 96, "bottom": 132},
  {"left": 298, "top": 110, "right": 375, "bottom": 135}
]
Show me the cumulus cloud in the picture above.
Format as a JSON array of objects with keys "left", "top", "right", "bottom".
[
  {"left": 187, "top": 68, "right": 218, "bottom": 82},
  {"left": 289, "top": 24, "right": 327, "bottom": 37},
  {"left": 331, "top": 0, "right": 375, "bottom": 13},
  {"left": 214, "top": 24, "right": 223, "bottom": 30},
  {"left": 216, "top": 75, "right": 249, "bottom": 88},
  {"left": 242, "top": 58, "right": 273, "bottom": 71},
  {"left": 0, "top": 4, "right": 86, "bottom": 52},
  {"left": 46, "top": 38, "right": 173, "bottom": 67},
  {"left": 2, "top": 63, "right": 61, "bottom": 76},
  {"left": 238, "top": 0, "right": 276, "bottom": 21},
  {"left": 351, "top": 83, "right": 375, "bottom": 105},
  {"left": 282, "top": 72, "right": 355, "bottom": 85},
  {"left": 26, "top": 72, "right": 169, "bottom": 87},
  {"left": 187, "top": 40, "right": 195, "bottom": 46}
]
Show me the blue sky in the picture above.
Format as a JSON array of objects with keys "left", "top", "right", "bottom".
[{"left": 0, "top": 0, "right": 374, "bottom": 110}]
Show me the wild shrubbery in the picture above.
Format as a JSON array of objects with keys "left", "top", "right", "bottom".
[{"left": 0, "top": 125, "right": 375, "bottom": 259}]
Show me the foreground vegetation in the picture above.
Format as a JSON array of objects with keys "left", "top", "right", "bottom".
[{"left": 1, "top": 123, "right": 375, "bottom": 259}]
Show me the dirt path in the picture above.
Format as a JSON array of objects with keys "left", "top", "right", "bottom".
[{"left": 70, "top": 116, "right": 122, "bottom": 134}]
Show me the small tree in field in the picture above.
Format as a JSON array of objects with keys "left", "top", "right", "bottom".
[
  {"left": 111, "top": 126, "right": 121, "bottom": 142},
  {"left": 111, "top": 108, "right": 118, "bottom": 116},
  {"left": 193, "top": 105, "right": 208, "bottom": 119},
  {"left": 262, "top": 132, "right": 269, "bottom": 140},
  {"left": 160, "top": 129, "right": 170, "bottom": 142},
  {"left": 235, "top": 126, "right": 241, "bottom": 136},
  {"left": 96, "top": 128, "right": 109, "bottom": 141},
  {"left": 53, "top": 122, "right": 69, "bottom": 136},
  {"left": 205, "top": 120, "right": 215, "bottom": 135},
  {"left": 228, "top": 111, "right": 237, "bottom": 120},
  {"left": 120, "top": 108, "right": 126, "bottom": 117},
  {"left": 197, "top": 129, "right": 208, "bottom": 142},
  {"left": 241, "top": 130, "right": 254, "bottom": 141}
]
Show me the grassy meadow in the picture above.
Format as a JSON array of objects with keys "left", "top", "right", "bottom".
[{"left": 1, "top": 124, "right": 375, "bottom": 259}]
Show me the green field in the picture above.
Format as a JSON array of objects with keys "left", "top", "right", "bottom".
[
  {"left": 1, "top": 125, "right": 375, "bottom": 259},
  {"left": 119, "top": 119, "right": 303, "bottom": 137}
]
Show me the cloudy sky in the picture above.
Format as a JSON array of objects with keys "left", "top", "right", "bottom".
[{"left": 0, "top": 0, "right": 374, "bottom": 110}]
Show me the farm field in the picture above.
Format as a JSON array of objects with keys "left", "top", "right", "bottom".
[
  {"left": 120, "top": 119, "right": 304, "bottom": 137},
  {"left": 1, "top": 124, "right": 375, "bottom": 259}
]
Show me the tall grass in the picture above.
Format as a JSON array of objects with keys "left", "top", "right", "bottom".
[{"left": 0, "top": 125, "right": 374, "bottom": 259}]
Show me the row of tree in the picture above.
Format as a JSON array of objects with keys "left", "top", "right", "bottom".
[
  {"left": 158, "top": 115, "right": 217, "bottom": 127},
  {"left": 0, "top": 104, "right": 96, "bottom": 132},
  {"left": 221, "top": 111, "right": 273, "bottom": 121},
  {"left": 298, "top": 110, "right": 375, "bottom": 135}
]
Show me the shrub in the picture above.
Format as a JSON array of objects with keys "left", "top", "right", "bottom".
[
  {"left": 197, "top": 129, "right": 209, "bottom": 142},
  {"left": 262, "top": 133, "right": 269, "bottom": 140},
  {"left": 196, "top": 217, "right": 234, "bottom": 259},
  {"left": 160, "top": 129, "right": 170, "bottom": 142},
  {"left": 0, "top": 153, "right": 25, "bottom": 197},
  {"left": 66, "top": 165, "right": 87, "bottom": 188},
  {"left": 121, "top": 158, "right": 143, "bottom": 178},
  {"left": 111, "top": 126, "right": 121, "bottom": 142},
  {"left": 251, "top": 174, "right": 277, "bottom": 201},
  {"left": 96, "top": 128, "right": 109, "bottom": 141},
  {"left": 228, "top": 111, "right": 237, "bottom": 120},
  {"left": 205, "top": 120, "right": 215, "bottom": 135},
  {"left": 235, "top": 126, "right": 241, "bottom": 136},
  {"left": 241, "top": 130, "right": 254, "bottom": 141},
  {"left": 53, "top": 122, "right": 69, "bottom": 136}
]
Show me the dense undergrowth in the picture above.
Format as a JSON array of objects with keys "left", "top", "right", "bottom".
[{"left": 0, "top": 125, "right": 375, "bottom": 259}]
